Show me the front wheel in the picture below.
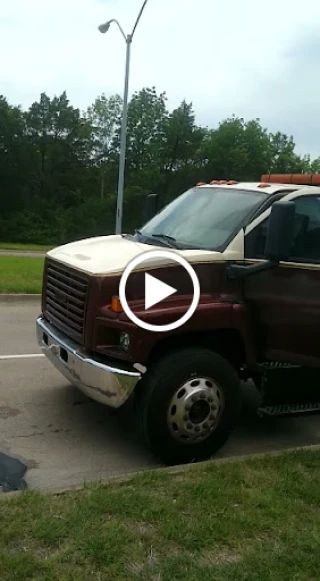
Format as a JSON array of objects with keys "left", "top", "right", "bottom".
[{"left": 135, "top": 347, "right": 242, "bottom": 465}]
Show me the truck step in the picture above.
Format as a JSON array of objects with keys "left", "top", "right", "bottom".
[{"left": 257, "top": 402, "right": 320, "bottom": 417}]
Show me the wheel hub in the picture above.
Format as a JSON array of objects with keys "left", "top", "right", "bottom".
[
  {"left": 167, "top": 377, "right": 224, "bottom": 444},
  {"left": 189, "top": 399, "right": 211, "bottom": 424}
]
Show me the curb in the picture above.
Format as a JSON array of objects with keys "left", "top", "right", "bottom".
[
  {"left": 45, "top": 443, "right": 320, "bottom": 496},
  {"left": 1, "top": 443, "right": 319, "bottom": 500},
  {"left": 0, "top": 294, "right": 41, "bottom": 303},
  {"left": 0, "top": 251, "right": 46, "bottom": 257}
]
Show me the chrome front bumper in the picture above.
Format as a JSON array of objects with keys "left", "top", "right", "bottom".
[{"left": 36, "top": 316, "right": 141, "bottom": 408}]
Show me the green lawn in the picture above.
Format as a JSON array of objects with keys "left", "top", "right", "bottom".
[
  {"left": 0, "top": 448, "right": 319, "bottom": 581},
  {"left": 0, "top": 257, "right": 44, "bottom": 293},
  {"left": 0, "top": 243, "right": 52, "bottom": 252}
]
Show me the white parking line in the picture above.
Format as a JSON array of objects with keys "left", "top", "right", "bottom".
[{"left": 0, "top": 354, "right": 45, "bottom": 360}]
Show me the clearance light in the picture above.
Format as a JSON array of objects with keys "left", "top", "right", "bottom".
[
  {"left": 210, "top": 179, "right": 237, "bottom": 185},
  {"left": 111, "top": 296, "right": 123, "bottom": 313},
  {"left": 261, "top": 174, "right": 320, "bottom": 186},
  {"left": 205, "top": 179, "right": 239, "bottom": 186},
  {"left": 196, "top": 181, "right": 207, "bottom": 186},
  {"left": 257, "top": 183, "right": 271, "bottom": 188}
]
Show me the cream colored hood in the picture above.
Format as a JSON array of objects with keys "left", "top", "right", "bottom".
[{"left": 47, "top": 234, "right": 241, "bottom": 276}]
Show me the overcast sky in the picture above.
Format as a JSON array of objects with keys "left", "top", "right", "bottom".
[{"left": 1, "top": 0, "right": 320, "bottom": 158}]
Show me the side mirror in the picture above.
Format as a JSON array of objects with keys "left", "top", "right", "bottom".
[
  {"left": 227, "top": 200, "right": 296, "bottom": 280},
  {"left": 142, "top": 193, "right": 159, "bottom": 223},
  {"left": 265, "top": 201, "right": 296, "bottom": 262}
]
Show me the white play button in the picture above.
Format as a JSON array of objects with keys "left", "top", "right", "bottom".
[
  {"left": 119, "top": 249, "right": 200, "bottom": 333},
  {"left": 144, "top": 273, "right": 177, "bottom": 310}
]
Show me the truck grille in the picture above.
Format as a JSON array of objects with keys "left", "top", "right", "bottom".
[{"left": 44, "top": 259, "right": 89, "bottom": 342}]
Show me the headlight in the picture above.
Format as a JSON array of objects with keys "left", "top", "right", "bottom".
[{"left": 119, "top": 332, "right": 130, "bottom": 351}]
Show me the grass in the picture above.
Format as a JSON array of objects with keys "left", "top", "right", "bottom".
[
  {"left": 0, "top": 257, "right": 44, "bottom": 293},
  {"left": 0, "top": 243, "right": 53, "bottom": 252},
  {"left": 0, "top": 448, "right": 319, "bottom": 581}
]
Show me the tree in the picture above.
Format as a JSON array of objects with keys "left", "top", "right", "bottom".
[
  {"left": 201, "top": 116, "right": 270, "bottom": 181},
  {"left": 159, "top": 100, "right": 207, "bottom": 198},
  {"left": 267, "top": 132, "right": 308, "bottom": 173},
  {"left": 123, "top": 87, "right": 168, "bottom": 180},
  {"left": 85, "top": 94, "right": 122, "bottom": 199},
  {"left": 0, "top": 88, "right": 319, "bottom": 245},
  {"left": 25, "top": 91, "right": 92, "bottom": 208},
  {"left": 310, "top": 157, "right": 320, "bottom": 173},
  {"left": 0, "top": 96, "right": 27, "bottom": 217}
]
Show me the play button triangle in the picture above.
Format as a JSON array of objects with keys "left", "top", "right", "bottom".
[{"left": 144, "top": 273, "right": 177, "bottom": 310}]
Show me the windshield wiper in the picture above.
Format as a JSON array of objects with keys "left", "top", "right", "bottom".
[
  {"left": 149, "top": 233, "right": 179, "bottom": 248},
  {"left": 122, "top": 229, "right": 142, "bottom": 240},
  {"left": 128, "top": 229, "right": 179, "bottom": 249}
]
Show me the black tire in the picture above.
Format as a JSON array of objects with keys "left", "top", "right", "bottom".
[
  {"left": 135, "top": 347, "right": 242, "bottom": 465},
  {"left": 250, "top": 371, "right": 263, "bottom": 391}
]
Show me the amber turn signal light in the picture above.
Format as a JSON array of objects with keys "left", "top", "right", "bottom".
[{"left": 111, "top": 296, "right": 123, "bottom": 313}]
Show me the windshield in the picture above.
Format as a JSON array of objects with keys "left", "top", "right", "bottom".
[{"left": 139, "top": 187, "right": 268, "bottom": 251}]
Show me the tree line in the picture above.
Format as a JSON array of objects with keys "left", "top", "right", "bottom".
[{"left": 1, "top": 87, "right": 319, "bottom": 245}]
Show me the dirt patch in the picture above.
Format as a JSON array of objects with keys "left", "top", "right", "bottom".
[
  {"left": 200, "top": 546, "right": 242, "bottom": 566},
  {"left": 127, "top": 546, "right": 160, "bottom": 576},
  {"left": 26, "top": 459, "right": 39, "bottom": 470},
  {"left": 0, "top": 407, "right": 21, "bottom": 420},
  {"left": 127, "top": 521, "right": 158, "bottom": 536}
]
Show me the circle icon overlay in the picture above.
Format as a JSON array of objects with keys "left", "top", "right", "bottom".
[{"left": 118, "top": 249, "right": 201, "bottom": 333}]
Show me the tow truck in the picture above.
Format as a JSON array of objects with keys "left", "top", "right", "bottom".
[{"left": 36, "top": 174, "right": 320, "bottom": 465}]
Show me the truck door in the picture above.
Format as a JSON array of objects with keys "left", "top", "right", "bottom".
[{"left": 244, "top": 194, "right": 320, "bottom": 368}]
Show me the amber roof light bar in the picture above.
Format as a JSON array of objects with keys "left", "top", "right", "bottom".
[{"left": 261, "top": 174, "right": 320, "bottom": 186}]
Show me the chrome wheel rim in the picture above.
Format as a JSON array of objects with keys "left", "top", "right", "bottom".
[{"left": 167, "top": 376, "right": 224, "bottom": 444}]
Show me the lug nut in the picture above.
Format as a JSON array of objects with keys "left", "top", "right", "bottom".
[
  {"left": 187, "top": 423, "right": 193, "bottom": 430},
  {"left": 194, "top": 426, "right": 200, "bottom": 432}
]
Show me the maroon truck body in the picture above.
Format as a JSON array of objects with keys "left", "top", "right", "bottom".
[{"left": 37, "top": 175, "right": 320, "bottom": 464}]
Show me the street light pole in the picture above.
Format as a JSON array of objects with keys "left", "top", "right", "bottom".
[
  {"left": 116, "top": 34, "right": 131, "bottom": 235},
  {"left": 98, "top": 0, "right": 149, "bottom": 235}
]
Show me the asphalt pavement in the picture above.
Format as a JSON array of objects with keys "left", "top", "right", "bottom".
[{"left": 0, "top": 300, "right": 319, "bottom": 492}]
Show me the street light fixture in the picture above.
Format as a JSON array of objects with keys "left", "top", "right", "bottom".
[
  {"left": 98, "top": 22, "right": 111, "bottom": 34},
  {"left": 98, "top": 0, "right": 149, "bottom": 235}
]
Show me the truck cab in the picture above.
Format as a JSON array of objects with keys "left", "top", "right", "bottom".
[{"left": 36, "top": 174, "right": 320, "bottom": 465}]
